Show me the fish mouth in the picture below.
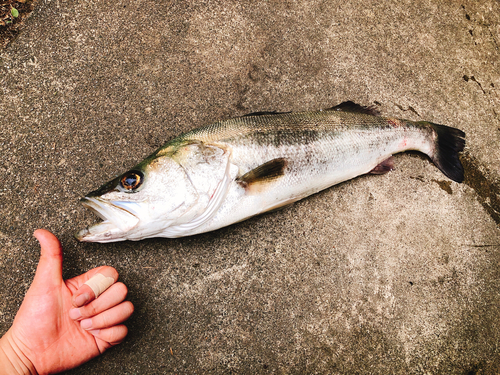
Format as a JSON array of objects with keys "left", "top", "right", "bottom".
[{"left": 75, "top": 197, "right": 140, "bottom": 243}]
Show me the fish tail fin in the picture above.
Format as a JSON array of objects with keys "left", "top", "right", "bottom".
[{"left": 427, "top": 122, "right": 466, "bottom": 183}]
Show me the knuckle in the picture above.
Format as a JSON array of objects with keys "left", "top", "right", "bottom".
[
  {"left": 106, "top": 325, "right": 128, "bottom": 344},
  {"left": 124, "top": 301, "right": 135, "bottom": 316},
  {"left": 99, "top": 314, "right": 111, "bottom": 328},
  {"left": 94, "top": 266, "right": 119, "bottom": 281},
  {"left": 105, "top": 266, "right": 119, "bottom": 281},
  {"left": 84, "top": 303, "right": 99, "bottom": 317},
  {"left": 114, "top": 282, "right": 128, "bottom": 297},
  {"left": 114, "top": 326, "right": 128, "bottom": 342}
]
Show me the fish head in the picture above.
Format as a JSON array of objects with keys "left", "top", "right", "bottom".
[{"left": 75, "top": 155, "right": 201, "bottom": 243}]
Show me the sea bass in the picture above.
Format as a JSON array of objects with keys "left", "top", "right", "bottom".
[{"left": 75, "top": 102, "right": 465, "bottom": 243}]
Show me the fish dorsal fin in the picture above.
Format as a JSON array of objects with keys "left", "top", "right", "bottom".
[
  {"left": 325, "top": 101, "right": 380, "bottom": 116},
  {"left": 237, "top": 158, "right": 288, "bottom": 191},
  {"left": 242, "top": 111, "right": 292, "bottom": 117}
]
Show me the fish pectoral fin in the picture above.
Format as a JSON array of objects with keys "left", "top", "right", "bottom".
[
  {"left": 236, "top": 158, "right": 288, "bottom": 192},
  {"left": 368, "top": 156, "right": 395, "bottom": 175},
  {"left": 324, "top": 101, "right": 380, "bottom": 116}
]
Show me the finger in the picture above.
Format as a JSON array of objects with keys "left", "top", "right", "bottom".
[
  {"left": 89, "top": 325, "right": 129, "bottom": 352},
  {"left": 32, "top": 229, "right": 63, "bottom": 285},
  {"left": 69, "top": 282, "right": 128, "bottom": 320},
  {"left": 80, "top": 301, "right": 134, "bottom": 331},
  {"left": 89, "top": 325, "right": 129, "bottom": 345},
  {"left": 71, "top": 267, "right": 119, "bottom": 307}
]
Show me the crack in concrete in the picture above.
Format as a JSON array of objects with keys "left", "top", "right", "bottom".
[
  {"left": 394, "top": 103, "right": 420, "bottom": 117},
  {"left": 463, "top": 75, "right": 486, "bottom": 94}
]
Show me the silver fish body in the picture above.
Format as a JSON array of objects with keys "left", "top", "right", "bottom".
[{"left": 76, "top": 103, "right": 465, "bottom": 242}]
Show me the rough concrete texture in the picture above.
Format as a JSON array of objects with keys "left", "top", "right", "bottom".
[{"left": 1, "top": 0, "right": 500, "bottom": 373}]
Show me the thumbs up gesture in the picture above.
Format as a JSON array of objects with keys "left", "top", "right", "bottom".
[{"left": 0, "top": 229, "right": 134, "bottom": 375}]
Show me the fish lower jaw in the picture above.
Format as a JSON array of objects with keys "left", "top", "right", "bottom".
[
  {"left": 77, "top": 197, "right": 143, "bottom": 242},
  {"left": 75, "top": 220, "right": 127, "bottom": 243}
]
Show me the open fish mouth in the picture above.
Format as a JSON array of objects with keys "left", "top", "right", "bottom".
[{"left": 75, "top": 197, "right": 140, "bottom": 243}]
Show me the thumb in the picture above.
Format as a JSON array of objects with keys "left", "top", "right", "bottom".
[{"left": 32, "top": 229, "right": 63, "bottom": 286}]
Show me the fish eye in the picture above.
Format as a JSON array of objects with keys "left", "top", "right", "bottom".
[{"left": 120, "top": 170, "right": 144, "bottom": 191}]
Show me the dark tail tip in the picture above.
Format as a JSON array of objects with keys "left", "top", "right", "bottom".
[{"left": 428, "top": 123, "right": 466, "bottom": 183}]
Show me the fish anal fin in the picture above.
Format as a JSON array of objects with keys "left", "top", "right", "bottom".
[
  {"left": 237, "top": 158, "right": 288, "bottom": 193},
  {"left": 369, "top": 157, "right": 395, "bottom": 175},
  {"left": 325, "top": 101, "right": 380, "bottom": 116}
]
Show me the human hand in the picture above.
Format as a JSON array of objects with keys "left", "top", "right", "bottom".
[{"left": 0, "top": 229, "right": 134, "bottom": 374}]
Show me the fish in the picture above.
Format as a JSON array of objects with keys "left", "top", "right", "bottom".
[{"left": 75, "top": 101, "right": 465, "bottom": 243}]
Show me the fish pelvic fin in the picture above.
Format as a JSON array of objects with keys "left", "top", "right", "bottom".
[
  {"left": 426, "top": 122, "right": 466, "bottom": 183},
  {"left": 237, "top": 158, "right": 288, "bottom": 193}
]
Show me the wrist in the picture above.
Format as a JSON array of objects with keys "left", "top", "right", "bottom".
[{"left": 0, "top": 330, "right": 37, "bottom": 375}]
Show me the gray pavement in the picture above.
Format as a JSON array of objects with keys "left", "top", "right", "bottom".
[{"left": 1, "top": 0, "right": 500, "bottom": 373}]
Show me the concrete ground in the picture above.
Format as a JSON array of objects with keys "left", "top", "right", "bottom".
[{"left": 1, "top": 0, "right": 500, "bottom": 373}]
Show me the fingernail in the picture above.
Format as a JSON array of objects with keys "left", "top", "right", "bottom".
[
  {"left": 75, "top": 293, "right": 90, "bottom": 307},
  {"left": 69, "top": 308, "right": 82, "bottom": 320},
  {"left": 80, "top": 318, "right": 92, "bottom": 330},
  {"left": 89, "top": 329, "right": 101, "bottom": 336}
]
